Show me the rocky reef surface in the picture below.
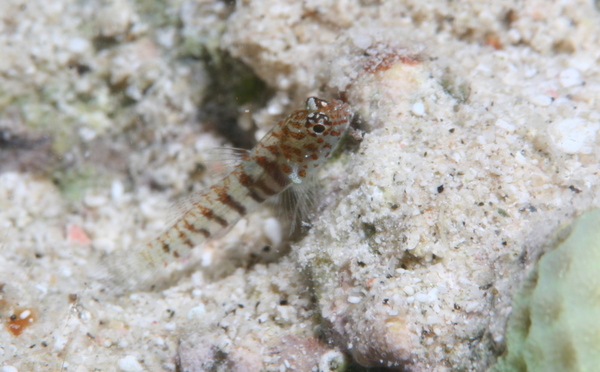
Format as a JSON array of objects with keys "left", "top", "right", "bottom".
[{"left": 1, "top": 0, "right": 599, "bottom": 371}]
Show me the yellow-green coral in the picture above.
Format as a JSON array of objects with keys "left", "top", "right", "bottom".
[{"left": 490, "top": 209, "right": 600, "bottom": 372}]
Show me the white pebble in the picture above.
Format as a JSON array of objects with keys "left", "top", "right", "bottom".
[
  {"left": 118, "top": 356, "right": 143, "bottom": 372},
  {"left": 426, "top": 315, "right": 442, "bottom": 325},
  {"left": 54, "top": 334, "right": 68, "bottom": 350},
  {"left": 187, "top": 304, "right": 206, "bottom": 320},
  {"left": 495, "top": 119, "right": 516, "bottom": 132},
  {"left": 464, "top": 301, "right": 481, "bottom": 313},
  {"left": 415, "top": 293, "right": 430, "bottom": 303},
  {"left": 277, "top": 305, "right": 295, "bottom": 322},
  {"left": 402, "top": 286, "right": 415, "bottom": 296},
  {"left": 570, "top": 56, "right": 594, "bottom": 72},
  {"left": 550, "top": 118, "right": 600, "bottom": 154},
  {"left": 257, "top": 313, "right": 269, "bottom": 323},
  {"left": 559, "top": 68, "right": 582, "bottom": 88},
  {"left": 35, "top": 284, "right": 48, "bottom": 295},
  {"left": 524, "top": 67, "right": 537, "bottom": 78},
  {"left": 2, "top": 367, "right": 18, "bottom": 372},
  {"left": 347, "top": 296, "right": 361, "bottom": 304},
  {"left": 200, "top": 250, "right": 213, "bottom": 267},
  {"left": 276, "top": 76, "right": 291, "bottom": 90},
  {"left": 319, "top": 350, "right": 346, "bottom": 372},
  {"left": 507, "top": 29, "right": 521, "bottom": 43},
  {"left": 139, "top": 198, "right": 162, "bottom": 219},
  {"left": 387, "top": 308, "right": 399, "bottom": 316},
  {"left": 84, "top": 193, "right": 108, "bottom": 208},
  {"left": 411, "top": 101, "right": 426, "bottom": 116},
  {"left": 92, "top": 238, "right": 116, "bottom": 253},
  {"left": 352, "top": 34, "right": 373, "bottom": 50},
  {"left": 111, "top": 180, "right": 125, "bottom": 201},
  {"left": 78, "top": 127, "right": 97, "bottom": 142},
  {"left": 19, "top": 310, "right": 31, "bottom": 319},
  {"left": 529, "top": 94, "right": 553, "bottom": 107},
  {"left": 267, "top": 101, "right": 283, "bottom": 115},
  {"left": 67, "top": 37, "right": 90, "bottom": 53},
  {"left": 254, "top": 129, "right": 268, "bottom": 143},
  {"left": 125, "top": 84, "right": 142, "bottom": 101},
  {"left": 263, "top": 217, "right": 282, "bottom": 247}
]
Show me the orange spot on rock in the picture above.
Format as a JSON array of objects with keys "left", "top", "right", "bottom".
[
  {"left": 366, "top": 278, "right": 377, "bottom": 288},
  {"left": 67, "top": 224, "right": 91, "bottom": 245},
  {"left": 486, "top": 34, "right": 503, "bottom": 50},
  {"left": 546, "top": 89, "right": 558, "bottom": 99},
  {"left": 6, "top": 308, "right": 37, "bottom": 336}
]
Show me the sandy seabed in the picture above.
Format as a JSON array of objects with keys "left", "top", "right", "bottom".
[{"left": 1, "top": 1, "right": 599, "bottom": 371}]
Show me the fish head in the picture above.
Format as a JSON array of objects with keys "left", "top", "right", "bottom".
[{"left": 279, "top": 97, "right": 351, "bottom": 167}]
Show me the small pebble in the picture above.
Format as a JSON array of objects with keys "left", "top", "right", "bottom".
[
  {"left": 411, "top": 101, "right": 425, "bottom": 116},
  {"left": 267, "top": 101, "right": 283, "bottom": 115},
  {"left": 352, "top": 34, "right": 373, "bottom": 50},
  {"left": 347, "top": 296, "right": 361, "bottom": 304},
  {"left": 550, "top": 118, "right": 600, "bottom": 154},
  {"left": 415, "top": 293, "right": 430, "bottom": 302},
  {"left": 263, "top": 217, "right": 282, "bottom": 247},
  {"left": 464, "top": 301, "right": 481, "bottom": 312},
  {"left": 92, "top": 238, "right": 116, "bottom": 253},
  {"left": 529, "top": 94, "right": 553, "bottom": 107},
  {"left": 426, "top": 315, "right": 442, "bottom": 325},
  {"left": 187, "top": 304, "right": 206, "bottom": 320},
  {"left": 200, "top": 250, "right": 213, "bottom": 267},
  {"left": 84, "top": 194, "right": 108, "bottom": 208},
  {"left": 118, "top": 356, "right": 143, "bottom": 372},
  {"left": 2, "top": 367, "right": 18, "bottom": 372},
  {"left": 524, "top": 67, "right": 537, "bottom": 78},
  {"left": 257, "top": 313, "right": 269, "bottom": 323},
  {"left": 559, "top": 68, "right": 582, "bottom": 88},
  {"left": 78, "top": 127, "right": 97, "bottom": 142},
  {"left": 111, "top": 180, "right": 125, "bottom": 201},
  {"left": 495, "top": 119, "right": 516, "bottom": 132},
  {"left": 67, "top": 37, "right": 89, "bottom": 53}
]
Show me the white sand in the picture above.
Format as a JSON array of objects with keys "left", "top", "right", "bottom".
[{"left": 1, "top": 0, "right": 599, "bottom": 371}]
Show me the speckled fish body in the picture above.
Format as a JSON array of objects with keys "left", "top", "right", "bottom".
[{"left": 135, "top": 97, "right": 351, "bottom": 272}]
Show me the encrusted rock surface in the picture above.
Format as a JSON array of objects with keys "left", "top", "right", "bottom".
[{"left": 1, "top": 0, "right": 599, "bottom": 371}]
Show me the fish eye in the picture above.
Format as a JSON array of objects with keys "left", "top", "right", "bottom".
[
  {"left": 313, "top": 124, "right": 326, "bottom": 133},
  {"left": 306, "top": 112, "right": 330, "bottom": 134}
]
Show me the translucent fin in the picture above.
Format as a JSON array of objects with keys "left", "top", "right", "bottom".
[
  {"left": 204, "top": 147, "right": 251, "bottom": 180},
  {"left": 99, "top": 190, "right": 252, "bottom": 292},
  {"left": 166, "top": 147, "right": 250, "bottom": 224},
  {"left": 277, "top": 173, "right": 317, "bottom": 235},
  {"left": 98, "top": 246, "right": 166, "bottom": 292},
  {"left": 165, "top": 191, "right": 201, "bottom": 228}
]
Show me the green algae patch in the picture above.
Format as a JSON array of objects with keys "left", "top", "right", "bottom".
[
  {"left": 490, "top": 209, "right": 600, "bottom": 372},
  {"left": 53, "top": 166, "right": 107, "bottom": 202}
]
